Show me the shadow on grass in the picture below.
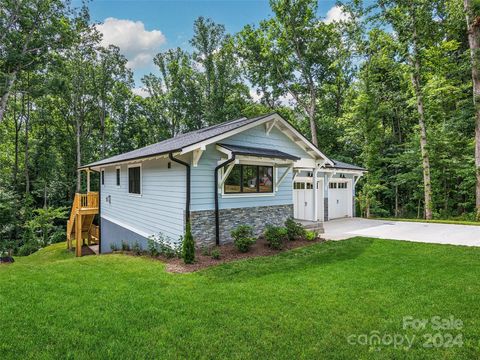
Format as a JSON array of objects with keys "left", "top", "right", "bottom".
[{"left": 200, "top": 237, "right": 374, "bottom": 282}]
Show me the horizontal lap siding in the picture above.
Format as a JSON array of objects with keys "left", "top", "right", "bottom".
[
  {"left": 100, "top": 156, "right": 186, "bottom": 241},
  {"left": 191, "top": 124, "right": 314, "bottom": 211}
]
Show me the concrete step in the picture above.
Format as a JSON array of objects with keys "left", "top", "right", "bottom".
[{"left": 296, "top": 220, "right": 325, "bottom": 234}]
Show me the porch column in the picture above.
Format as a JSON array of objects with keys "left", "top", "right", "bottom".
[
  {"left": 313, "top": 169, "right": 318, "bottom": 221},
  {"left": 86, "top": 169, "right": 91, "bottom": 193}
]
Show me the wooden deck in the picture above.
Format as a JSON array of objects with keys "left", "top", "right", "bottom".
[{"left": 66, "top": 192, "right": 99, "bottom": 257}]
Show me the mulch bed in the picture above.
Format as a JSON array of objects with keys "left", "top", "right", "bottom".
[{"left": 163, "top": 236, "right": 325, "bottom": 273}]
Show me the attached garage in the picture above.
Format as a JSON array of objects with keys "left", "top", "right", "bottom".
[{"left": 328, "top": 180, "right": 353, "bottom": 219}]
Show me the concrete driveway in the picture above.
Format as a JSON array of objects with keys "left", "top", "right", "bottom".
[{"left": 323, "top": 218, "right": 480, "bottom": 247}]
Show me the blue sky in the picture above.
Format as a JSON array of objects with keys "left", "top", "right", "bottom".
[{"left": 74, "top": 0, "right": 343, "bottom": 89}]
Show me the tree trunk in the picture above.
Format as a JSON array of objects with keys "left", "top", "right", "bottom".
[
  {"left": 308, "top": 99, "right": 318, "bottom": 146},
  {"left": 464, "top": 0, "right": 480, "bottom": 219},
  {"left": 76, "top": 116, "right": 81, "bottom": 193},
  {"left": 24, "top": 86, "right": 30, "bottom": 195},
  {"left": 0, "top": 71, "right": 17, "bottom": 123},
  {"left": 411, "top": 25, "right": 433, "bottom": 220}
]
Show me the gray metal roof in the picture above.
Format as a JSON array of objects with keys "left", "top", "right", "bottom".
[
  {"left": 81, "top": 113, "right": 274, "bottom": 168},
  {"left": 330, "top": 159, "right": 366, "bottom": 171},
  {"left": 218, "top": 143, "right": 301, "bottom": 161}
]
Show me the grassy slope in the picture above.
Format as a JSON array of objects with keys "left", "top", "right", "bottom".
[{"left": 1, "top": 239, "right": 479, "bottom": 359}]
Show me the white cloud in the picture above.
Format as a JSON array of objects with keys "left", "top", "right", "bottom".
[
  {"left": 132, "top": 87, "right": 150, "bottom": 98},
  {"left": 96, "top": 18, "right": 166, "bottom": 70},
  {"left": 324, "top": 6, "right": 350, "bottom": 24}
]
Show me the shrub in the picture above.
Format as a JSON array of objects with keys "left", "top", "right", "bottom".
[
  {"left": 149, "top": 233, "right": 179, "bottom": 258},
  {"left": 211, "top": 248, "right": 220, "bottom": 260},
  {"left": 182, "top": 222, "right": 195, "bottom": 264},
  {"left": 132, "top": 241, "right": 142, "bottom": 255},
  {"left": 147, "top": 238, "right": 159, "bottom": 256},
  {"left": 121, "top": 240, "right": 130, "bottom": 251},
  {"left": 17, "top": 242, "right": 39, "bottom": 256},
  {"left": 231, "top": 225, "right": 256, "bottom": 252},
  {"left": 305, "top": 230, "right": 317, "bottom": 241},
  {"left": 110, "top": 243, "right": 119, "bottom": 252},
  {"left": 284, "top": 217, "right": 306, "bottom": 241},
  {"left": 264, "top": 225, "right": 288, "bottom": 250}
]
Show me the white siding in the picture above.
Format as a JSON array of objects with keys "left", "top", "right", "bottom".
[{"left": 100, "top": 156, "right": 186, "bottom": 241}]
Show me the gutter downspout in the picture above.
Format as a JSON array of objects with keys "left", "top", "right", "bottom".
[
  {"left": 169, "top": 153, "right": 191, "bottom": 223},
  {"left": 214, "top": 154, "right": 236, "bottom": 246}
]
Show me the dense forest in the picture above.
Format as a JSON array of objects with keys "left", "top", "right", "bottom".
[{"left": 1, "top": 0, "right": 479, "bottom": 255}]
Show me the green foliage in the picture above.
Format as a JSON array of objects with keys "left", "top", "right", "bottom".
[
  {"left": 284, "top": 218, "right": 306, "bottom": 241},
  {"left": 149, "top": 233, "right": 180, "bottom": 259},
  {"left": 132, "top": 241, "right": 142, "bottom": 256},
  {"left": 230, "top": 225, "right": 256, "bottom": 252},
  {"left": 211, "top": 248, "right": 221, "bottom": 260},
  {"left": 110, "top": 243, "right": 119, "bottom": 252},
  {"left": 263, "top": 225, "right": 288, "bottom": 250},
  {"left": 305, "top": 231, "right": 317, "bottom": 241},
  {"left": 121, "top": 241, "right": 130, "bottom": 252},
  {"left": 182, "top": 222, "right": 195, "bottom": 264}
]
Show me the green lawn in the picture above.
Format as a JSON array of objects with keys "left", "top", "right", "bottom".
[{"left": 1, "top": 238, "right": 480, "bottom": 359}]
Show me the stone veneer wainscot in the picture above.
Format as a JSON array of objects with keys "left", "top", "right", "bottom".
[{"left": 190, "top": 204, "right": 294, "bottom": 247}]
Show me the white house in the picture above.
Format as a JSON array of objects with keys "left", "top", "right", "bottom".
[{"left": 70, "top": 112, "right": 365, "bottom": 254}]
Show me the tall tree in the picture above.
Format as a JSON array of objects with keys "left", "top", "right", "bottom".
[
  {"left": 237, "top": 0, "right": 338, "bottom": 145},
  {"left": 464, "top": 0, "right": 480, "bottom": 218},
  {"left": 0, "top": 0, "right": 71, "bottom": 123}
]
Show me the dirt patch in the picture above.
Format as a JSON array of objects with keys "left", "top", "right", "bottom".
[{"left": 163, "top": 237, "right": 324, "bottom": 273}]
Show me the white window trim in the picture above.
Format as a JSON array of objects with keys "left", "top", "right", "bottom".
[
  {"left": 127, "top": 163, "right": 142, "bottom": 197},
  {"left": 220, "top": 163, "right": 276, "bottom": 197},
  {"left": 115, "top": 166, "right": 121, "bottom": 188},
  {"left": 101, "top": 168, "right": 105, "bottom": 187}
]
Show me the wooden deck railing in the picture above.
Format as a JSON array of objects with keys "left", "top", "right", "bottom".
[{"left": 66, "top": 192, "right": 99, "bottom": 236}]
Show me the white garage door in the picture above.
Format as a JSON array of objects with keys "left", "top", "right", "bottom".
[
  {"left": 293, "top": 180, "right": 323, "bottom": 221},
  {"left": 328, "top": 180, "right": 352, "bottom": 219}
]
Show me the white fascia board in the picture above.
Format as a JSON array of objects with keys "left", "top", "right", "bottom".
[
  {"left": 89, "top": 152, "right": 177, "bottom": 172},
  {"left": 180, "top": 114, "right": 278, "bottom": 155}
]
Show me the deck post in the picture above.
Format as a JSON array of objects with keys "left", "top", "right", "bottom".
[
  {"left": 86, "top": 169, "right": 90, "bottom": 193},
  {"left": 75, "top": 213, "right": 82, "bottom": 257}
]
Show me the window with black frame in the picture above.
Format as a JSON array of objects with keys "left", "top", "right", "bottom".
[
  {"left": 224, "top": 164, "right": 273, "bottom": 194},
  {"left": 128, "top": 166, "right": 141, "bottom": 194}
]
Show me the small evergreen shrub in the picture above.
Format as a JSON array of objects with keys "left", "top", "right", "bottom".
[
  {"left": 121, "top": 240, "right": 130, "bottom": 251},
  {"left": 182, "top": 222, "right": 195, "bottom": 264},
  {"left": 211, "top": 248, "right": 220, "bottom": 260},
  {"left": 231, "top": 225, "right": 256, "bottom": 252},
  {"left": 147, "top": 237, "right": 159, "bottom": 256},
  {"left": 264, "top": 225, "right": 288, "bottom": 250},
  {"left": 305, "top": 230, "right": 317, "bottom": 241},
  {"left": 132, "top": 241, "right": 142, "bottom": 255},
  {"left": 284, "top": 217, "right": 306, "bottom": 241},
  {"left": 110, "top": 243, "right": 119, "bottom": 252}
]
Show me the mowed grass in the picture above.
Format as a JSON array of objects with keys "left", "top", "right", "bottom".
[{"left": 1, "top": 238, "right": 480, "bottom": 359}]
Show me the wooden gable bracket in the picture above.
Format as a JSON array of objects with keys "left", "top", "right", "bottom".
[
  {"left": 265, "top": 120, "right": 277, "bottom": 135},
  {"left": 275, "top": 164, "right": 293, "bottom": 191},
  {"left": 192, "top": 146, "right": 206, "bottom": 167},
  {"left": 219, "top": 159, "right": 240, "bottom": 187}
]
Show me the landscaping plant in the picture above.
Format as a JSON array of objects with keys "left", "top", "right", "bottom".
[
  {"left": 182, "top": 222, "right": 195, "bottom": 264},
  {"left": 285, "top": 217, "right": 306, "bottom": 241},
  {"left": 231, "top": 225, "right": 256, "bottom": 252},
  {"left": 263, "top": 225, "right": 288, "bottom": 250},
  {"left": 211, "top": 248, "right": 220, "bottom": 260},
  {"left": 305, "top": 231, "right": 317, "bottom": 241}
]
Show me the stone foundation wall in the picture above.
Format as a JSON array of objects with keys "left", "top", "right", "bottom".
[{"left": 190, "top": 204, "right": 294, "bottom": 248}]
